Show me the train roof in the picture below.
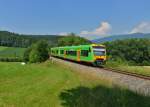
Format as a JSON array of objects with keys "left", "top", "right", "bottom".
[{"left": 51, "top": 44, "right": 105, "bottom": 49}]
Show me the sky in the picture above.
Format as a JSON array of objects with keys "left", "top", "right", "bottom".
[{"left": 0, "top": 0, "right": 150, "bottom": 39}]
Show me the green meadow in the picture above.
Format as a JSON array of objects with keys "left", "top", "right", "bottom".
[
  {"left": 0, "top": 46, "right": 25, "bottom": 58},
  {"left": 0, "top": 61, "right": 150, "bottom": 107},
  {"left": 116, "top": 66, "right": 150, "bottom": 76}
]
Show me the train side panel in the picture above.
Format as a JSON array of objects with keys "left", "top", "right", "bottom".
[{"left": 78, "top": 45, "right": 94, "bottom": 62}]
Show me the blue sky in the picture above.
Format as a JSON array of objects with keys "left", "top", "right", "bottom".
[{"left": 0, "top": 0, "right": 150, "bottom": 39}]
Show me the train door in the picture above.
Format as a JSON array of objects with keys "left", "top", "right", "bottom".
[
  {"left": 77, "top": 50, "right": 80, "bottom": 61},
  {"left": 64, "top": 50, "right": 66, "bottom": 58}
]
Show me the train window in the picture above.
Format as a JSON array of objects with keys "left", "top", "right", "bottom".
[
  {"left": 89, "top": 48, "right": 91, "bottom": 52},
  {"left": 93, "top": 51, "right": 105, "bottom": 56},
  {"left": 81, "top": 50, "right": 89, "bottom": 57},
  {"left": 66, "top": 50, "right": 77, "bottom": 56},
  {"left": 56, "top": 50, "right": 58, "bottom": 54},
  {"left": 60, "top": 50, "right": 64, "bottom": 54}
]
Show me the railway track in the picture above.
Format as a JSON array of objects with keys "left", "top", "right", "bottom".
[
  {"left": 52, "top": 56, "right": 150, "bottom": 80},
  {"left": 102, "top": 67, "right": 150, "bottom": 80}
]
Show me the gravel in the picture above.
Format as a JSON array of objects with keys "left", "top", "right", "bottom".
[{"left": 51, "top": 57, "right": 150, "bottom": 96}]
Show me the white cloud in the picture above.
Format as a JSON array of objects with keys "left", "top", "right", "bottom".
[
  {"left": 130, "top": 22, "right": 150, "bottom": 34},
  {"left": 56, "top": 21, "right": 112, "bottom": 40},
  {"left": 80, "top": 21, "right": 111, "bottom": 36}
]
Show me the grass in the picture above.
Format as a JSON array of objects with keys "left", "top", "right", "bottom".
[
  {"left": 105, "top": 60, "right": 150, "bottom": 76},
  {"left": 116, "top": 66, "right": 150, "bottom": 76},
  {"left": 0, "top": 61, "right": 150, "bottom": 107},
  {"left": 0, "top": 46, "right": 25, "bottom": 58}
]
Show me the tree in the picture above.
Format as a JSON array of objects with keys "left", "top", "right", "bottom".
[
  {"left": 0, "top": 31, "right": 62, "bottom": 48},
  {"left": 23, "top": 40, "right": 49, "bottom": 63},
  {"left": 104, "top": 38, "right": 150, "bottom": 65},
  {"left": 58, "top": 33, "right": 91, "bottom": 46},
  {"left": 23, "top": 47, "right": 32, "bottom": 62},
  {"left": 29, "top": 49, "right": 41, "bottom": 63}
]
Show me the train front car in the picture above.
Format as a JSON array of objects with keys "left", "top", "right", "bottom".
[{"left": 92, "top": 44, "right": 106, "bottom": 66}]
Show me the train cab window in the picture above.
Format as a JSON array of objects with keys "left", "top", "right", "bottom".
[
  {"left": 93, "top": 51, "right": 105, "bottom": 56},
  {"left": 92, "top": 46, "right": 106, "bottom": 56},
  {"left": 81, "top": 50, "right": 89, "bottom": 57}
]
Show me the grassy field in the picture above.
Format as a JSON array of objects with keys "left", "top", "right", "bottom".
[
  {"left": 0, "top": 61, "right": 150, "bottom": 107},
  {"left": 115, "top": 66, "right": 150, "bottom": 76},
  {"left": 105, "top": 60, "right": 150, "bottom": 76},
  {"left": 0, "top": 46, "right": 25, "bottom": 58}
]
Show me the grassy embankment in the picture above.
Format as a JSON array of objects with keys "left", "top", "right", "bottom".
[
  {"left": 105, "top": 60, "right": 150, "bottom": 76},
  {"left": 0, "top": 46, "right": 25, "bottom": 58},
  {"left": 0, "top": 61, "right": 150, "bottom": 107}
]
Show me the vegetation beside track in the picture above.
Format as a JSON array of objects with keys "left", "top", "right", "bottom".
[
  {"left": 105, "top": 60, "right": 150, "bottom": 77},
  {"left": 116, "top": 66, "right": 150, "bottom": 76},
  {"left": 103, "top": 38, "right": 150, "bottom": 77},
  {"left": 0, "top": 61, "right": 150, "bottom": 107}
]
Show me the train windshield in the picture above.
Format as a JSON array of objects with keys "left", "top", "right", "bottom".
[{"left": 93, "top": 46, "right": 106, "bottom": 56}]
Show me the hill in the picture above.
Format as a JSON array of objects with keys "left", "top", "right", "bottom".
[
  {"left": 92, "top": 33, "right": 150, "bottom": 43},
  {"left": 0, "top": 31, "right": 63, "bottom": 47}
]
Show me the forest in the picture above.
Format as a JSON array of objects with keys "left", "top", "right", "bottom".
[
  {"left": 104, "top": 39, "right": 150, "bottom": 65},
  {"left": 0, "top": 31, "right": 62, "bottom": 47}
]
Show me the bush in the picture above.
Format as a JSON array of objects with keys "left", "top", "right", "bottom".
[
  {"left": 105, "top": 57, "right": 128, "bottom": 68},
  {"left": 24, "top": 40, "right": 49, "bottom": 63},
  {"left": 29, "top": 49, "right": 41, "bottom": 63},
  {"left": 141, "top": 61, "right": 150, "bottom": 66},
  {"left": 23, "top": 47, "right": 32, "bottom": 62}
]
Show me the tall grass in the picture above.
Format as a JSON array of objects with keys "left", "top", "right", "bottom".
[{"left": 105, "top": 58, "right": 150, "bottom": 76}]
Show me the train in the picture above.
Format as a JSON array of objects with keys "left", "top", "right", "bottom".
[{"left": 51, "top": 44, "right": 106, "bottom": 66}]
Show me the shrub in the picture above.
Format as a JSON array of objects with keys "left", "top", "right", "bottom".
[
  {"left": 29, "top": 49, "right": 41, "bottom": 63},
  {"left": 24, "top": 40, "right": 49, "bottom": 63},
  {"left": 23, "top": 47, "right": 32, "bottom": 62},
  {"left": 105, "top": 57, "right": 128, "bottom": 68}
]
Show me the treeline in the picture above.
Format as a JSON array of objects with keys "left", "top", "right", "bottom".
[
  {"left": 0, "top": 31, "right": 62, "bottom": 48},
  {"left": 58, "top": 33, "right": 91, "bottom": 46},
  {"left": 104, "top": 39, "right": 150, "bottom": 65}
]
